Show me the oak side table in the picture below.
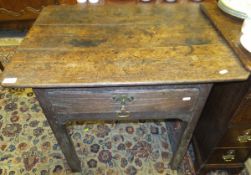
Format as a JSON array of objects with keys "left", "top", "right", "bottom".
[{"left": 1, "top": 3, "right": 249, "bottom": 172}]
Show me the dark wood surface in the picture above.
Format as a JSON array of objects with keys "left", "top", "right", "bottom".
[
  {"left": 37, "top": 85, "right": 204, "bottom": 122},
  {"left": 1, "top": 4, "right": 249, "bottom": 88},
  {"left": 193, "top": 80, "right": 251, "bottom": 171},
  {"left": 231, "top": 97, "right": 251, "bottom": 125},
  {"left": 46, "top": 86, "right": 199, "bottom": 115},
  {"left": 200, "top": 3, "right": 251, "bottom": 71}
]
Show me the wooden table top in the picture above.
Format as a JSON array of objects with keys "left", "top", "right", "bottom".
[
  {"left": 201, "top": 3, "right": 251, "bottom": 72},
  {"left": 1, "top": 3, "right": 249, "bottom": 88}
]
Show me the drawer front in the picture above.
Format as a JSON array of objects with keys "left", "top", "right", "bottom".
[
  {"left": 231, "top": 97, "right": 251, "bottom": 124},
  {"left": 45, "top": 86, "right": 200, "bottom": 118},
  {"left": 219, "top": 127, "right": 251, "bottom": 147},
  {"left": 207, "top": 148, "right": 251, "bottom": 165}
]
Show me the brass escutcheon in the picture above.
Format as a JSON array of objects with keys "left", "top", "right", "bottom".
[
  {"left": 112, "top": 95, "right": 134, "bottom": 118},
  {"left": 222, "top": 150, "right": 235, "bottom": 162},
  {"left": 237, "top": 129, "right": 251, "bottom": 143},
  {"left": 112, "top": 95, "right": 134, "bottom": 105}
]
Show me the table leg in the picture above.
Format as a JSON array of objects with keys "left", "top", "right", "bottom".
[
  {"left": 34, "top": 89, "right": 82, "bottom": 172},
  {"left": 170, "top": 121, "right": 193, "bottom": 169},
  {"left": 170, "top": 84, "right": 212, "bottom": 169},
  {"left": 47, "top": 118, "right": 82, "bottom": 172}
]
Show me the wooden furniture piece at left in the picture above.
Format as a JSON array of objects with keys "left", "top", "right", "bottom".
[
  {"left": 0, "top": 0, "right": 58, "bottom": 29},
  {"left": 0, "top": 0, "right": 57, "bottom": 22},
  {"left": 0, "top": 4, "right": 249, "bottom": 172}
]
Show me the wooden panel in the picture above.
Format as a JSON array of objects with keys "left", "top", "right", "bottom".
[
  {"left": 1, "top": 4, "right": 249, "bottom": 88},
  {"left": 207, "top": 148, "right": 251, "bottom": 165},
  {"left": 247, "top": 88, "right": 251, "bottom": 98},
  {"left": 231, "top": 97, "right": 251, "bottom": 124},
  {"left": 201, "top": 3, "right": 251, "bottom": 72},
  {"left": 44, "top": 86, "right": 199, "bottom": 118},
  {"left": 193, "top": 80, "right": 251, "bottom": 164}
]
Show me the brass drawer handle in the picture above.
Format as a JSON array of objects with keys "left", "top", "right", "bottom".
[
  {"left": 222, "top": 150, "right": 235, "bottom": 162},
  {"left": 112, "top": 95, "right": 134, "bottom": 118},
  {"left": 237, "top": 129, "right": 251, "bottom": 143},
  {"left": 112, "top": 95, "right": 134, "bottom": 105},
  {"left": 116, "top": 105, "right": 131, "bottom": 118}
]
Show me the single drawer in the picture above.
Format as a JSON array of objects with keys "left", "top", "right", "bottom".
[
  {"left": 44, "top": 85, "right": 201, "bottom": 119},
  {"left": 231, "top": 97, "right": 251, "bottom": 124},
  {"left": 218, "top": 127, "right": 251, "bottom": 148},
  {"left": 207, "top": 148, "right": 251, "bottom": 165}
]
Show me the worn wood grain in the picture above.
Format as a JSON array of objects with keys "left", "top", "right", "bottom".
[
  {"left": 3, "top": 45, "right": 246, "bottom": 87},
  {"left": 1, "top": 4, "right": 249, "bottom": 88},
  {"left": 34, "top": 4, "right": 208, "bottom": 25},
  {"left": 20, "top": 25, "right": 221, "bottom": 49},
  {"left": 201, "top": 3, "right": 251, "bottom": 72},
  {"left": 46, "top": 86, "right": 199, "bottom": 114}
]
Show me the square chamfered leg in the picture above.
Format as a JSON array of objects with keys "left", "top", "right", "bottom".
[
  {"left": 33, "top": 84, "right": 211, "bottom": 172},
  {"left": 47, "top": 119, "right": 82, "bottom": 172},
  {"left": 33, "top": 89, "right": 82, "bottom": 172},
  {"left": 170, "top": 85, "right": 212, "bottom": 169}
]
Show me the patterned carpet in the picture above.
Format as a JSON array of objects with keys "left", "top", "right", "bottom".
[{"left": 0, "top": 37, "right": 249, "bottom": 175}]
